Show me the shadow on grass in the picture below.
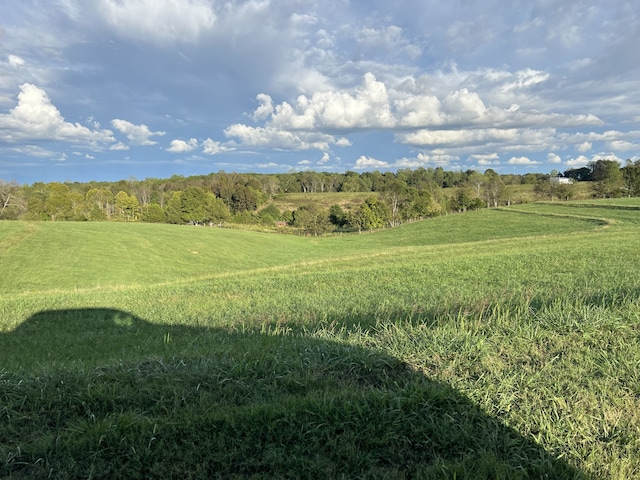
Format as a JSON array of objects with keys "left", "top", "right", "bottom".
[{"left": 0, "top": 308, "right": 587, "bottom": 479}]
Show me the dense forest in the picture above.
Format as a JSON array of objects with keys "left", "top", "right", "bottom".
[{"left": 1, "top": 159, "right": 639, "bottom": 234}]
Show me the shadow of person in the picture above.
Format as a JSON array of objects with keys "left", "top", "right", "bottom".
[{"left": 0, "top": 308, "right": 586, "bottom": 479}]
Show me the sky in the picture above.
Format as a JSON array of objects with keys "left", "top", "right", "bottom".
[{"left": 1, "top": 0, "right": 639, "bottom": 185}]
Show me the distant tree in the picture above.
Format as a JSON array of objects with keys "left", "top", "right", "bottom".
[
  {"left": 563, "top": 167, "right": 592, "bottom": 182},
  {"left": 621, "top": 160, "right": 640, "bottom": 197},
  {"left": 141, "top": 203, "right": 165, "bottom": 223},
  {"left": 340, "top": 172, "right": 367, "bottom": 192},
  {"left": 466, "top": 171, "right": 485, "bottom": 196},
  {"left": 350, "top": 197, "right": 390, "bottom": 231},
  {"left": 115, "top": 191, "right": 140, "bottom": 220},
  {"left": 44, "top": 183, "right": 74, "bottom": 221},
  {"left": 0, "top": 180, "right": 26, "bottom": 219},
  {"left": 164, "top": 187, "right": 231, "bottom": 224},
  {"left": 328, "top": 204, "right": 348, "bottom": 227},
  {"left": 260, "top": 176, "right": 280, "bottom": 199},
  {"left": 86, "top": 188, "right": 115, "bottom": 219},
  {"left": 590, "top": 159, "right": 623, "bottom": 198},
  {"left": 451, "top": 188, "right": 473, "bottom": 212},
  {"left": 257, "top": 203, "right": 281, "bottom": 224},
  {"left": 404, "top": 189, "right": 441, "bottom": 220},
  {"left": 482, "top": 170, "right": 505, "bottom": 207},
  {"left": 380, "top": 178, "right": 408, "bottom": 227},
  {"left": 293, "top": 204, "right": 331, "bottom": 236}
]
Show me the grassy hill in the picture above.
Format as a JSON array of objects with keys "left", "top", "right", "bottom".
[{"left": 1, "top": 201, "right": 639, "bottom": 478}]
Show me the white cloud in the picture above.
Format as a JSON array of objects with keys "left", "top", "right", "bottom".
[
  {"left": 167, "top": 138, "right": 198, "bottom": 153},
  {"left": 608, "top": 140, "right": 637, "bottom": 151},
  {"left": 508, "top": 156, "right": 540, "bottom": 165},
  {"left": 111, "top": 119, "right": 165, "bottom": 146},
  {"left": 394, "top": 152, "right": 459, "bottom": 169},
  {"left": 470, "top": 153, "right": 500, "bottom": 162},
  {"left": 318, "top": 152, "right": 330, "bottom": 164},
  {"left": 110, "top": 142, "right": 129, "bottom": 151},
  {"left": 9, "top": 144, "right": 57, "bottom": 158},
  {"left": 565, "top": 155, "right": 591, "bottom": 167},
  {"left": 224, "top": 124, "right": 341, "bottom": 151},
  {"left": 97, "top": 0, "right": 216, "bottom": 45},
  {"left": 547, "top": 152, "right": 562, "bottom": 163},
  {"left": 252, "top": 94, "right": 274, "bottom": 121},
  {"left": 476, "top": 158, "right": 501, "bottom": 166},
  {"left": 8, "top": 55, "right": 26, "bottom": 67},
  {"left": 577, "top": 141, "right": 592, "bottom": 152},
  {"left": 202, "top": 138, "right": 234, "bottom": 155},
  {"left": 354, "top": 155, "right": 390, "bottom": 170},
  {"left": 397, "top": 127, "right": 557, "bottom": 150},
  {"left": 0, "top": 83, "right": 115, "bottom": 145}
]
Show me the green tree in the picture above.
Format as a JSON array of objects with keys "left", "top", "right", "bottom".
[
  {"left": 590, "top": 159, "right": 623, "bottom": 198},
  {"left": 115, "top": 191, "right": 140, "bottom": 220},
  {"left": 380, "top": 178, "right": 407, "bottom": 227},
  {"left": 328, "top": 204, "right": 348, "bottom": 227},
  {"left": 44, "top": 183, "right": 74, "bottom": 221},
  {"left": 483, "top": 170, "right": 505, "bottom": 207},
  {"left": 404, "top": 188, "right": 441, "bottom": 220},
  {"left": 621, "top": 160, "right": 640, "bottom": 197},
  {"left": 293, "top": 204, "right": 331, "bottom": 236},
  {"left": 350, "top": 197, "right": 390, "bottom": 231},
  {"left": 141, "top": 203, "right": 166, "bottom": 223},
  {"left": 86, "top": 188, "right": 115, "bottom": 220},
  {"left": 164, "top": 188, "right": 231, "bottom": 225},
  {"left": 257, "top": 203, "right": 281, "bottom": 225}
]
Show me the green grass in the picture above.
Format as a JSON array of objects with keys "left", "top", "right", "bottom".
[{"left": 1, "top": 201, "right": 640, "bottom": 478}]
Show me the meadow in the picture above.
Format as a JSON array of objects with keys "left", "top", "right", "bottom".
[{"left": 1, "top": 200, "right": 639, "bottom": 478}]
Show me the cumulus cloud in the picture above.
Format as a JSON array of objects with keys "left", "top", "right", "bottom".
[
  {"left": 0, "top": 83, "right": 115, "bottom": 145},
  {"left": 608, "top": 140, "right": 637, "bottom": 151},
  {"left": 508, "top": 156, "right": 540, "bottom": 165},
  {"left": 565, "top": 155, "right": 591, "bottom": 167},
  {"left": 224, "top": 124, "right": 344, "bottom": 151},
  {"left": 547, "top": 152, "right": 562, "bottom": 163},
  {"left": 470, "top": 153, "right": 500, "bottom": 163},
  {"left": 577, "top": 141, "right": 592, "bottom": 152},
  {"left": 202, "top": 138, "right": 234, "bottom": 155},
  {"left": 354, "top": 155, "right": 390, "bottom": 170},
  {"left": 111, "top": 119, "right": 165, "bottom": 146},
  {"left": 394, "top": 152, "right": 459, "bottom": 169},
  {"left": 226, "top": 71, "right": 603, "bottom": 156},
  {"left": 167, "top": 138, "right": 198, "bottom": 153}
]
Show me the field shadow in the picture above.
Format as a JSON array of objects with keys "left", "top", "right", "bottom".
[{"left": 0, "top": 308, "right": 587, "bottom": 479}]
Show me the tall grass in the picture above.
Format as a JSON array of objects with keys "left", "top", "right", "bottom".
[{"left": 1, "top": 202, "right": 639, "bottom": 478}]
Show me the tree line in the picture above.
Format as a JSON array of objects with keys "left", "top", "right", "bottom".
[{"left": 1, "top": 159, "right": 638, "bottom": 233}]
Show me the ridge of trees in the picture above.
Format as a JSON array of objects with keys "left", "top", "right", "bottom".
[{"left": 1, "top": 159, "right": 639, "bottom": 234}]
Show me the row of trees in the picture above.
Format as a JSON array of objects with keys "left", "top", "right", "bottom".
[{"left": 1, "top": 159, "right": 638, "bottom": 231}]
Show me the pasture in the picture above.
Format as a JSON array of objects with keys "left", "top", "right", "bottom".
[{"left": 1, "top": 201, "right": 639, "bottom": 478}]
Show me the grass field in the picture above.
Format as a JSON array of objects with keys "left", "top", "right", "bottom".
[{"left": 1, "top": 200, "right": 639, "bottom": 478}]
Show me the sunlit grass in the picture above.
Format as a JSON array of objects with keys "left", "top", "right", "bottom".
[{"left": 1, "top": 202, "right": 639, "bottom": 478}]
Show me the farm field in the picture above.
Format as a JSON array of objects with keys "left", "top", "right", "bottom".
[{"left": 1, "top": 201, "right": 640, "bottom": 478}]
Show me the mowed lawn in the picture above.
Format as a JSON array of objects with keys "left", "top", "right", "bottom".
[{"left": 1, "top": 201, "right": 639, "bottom": 479}]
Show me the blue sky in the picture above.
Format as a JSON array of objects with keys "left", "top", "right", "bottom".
[{"left": 1, "top": 0, "right": 639, "bottom": 184}]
